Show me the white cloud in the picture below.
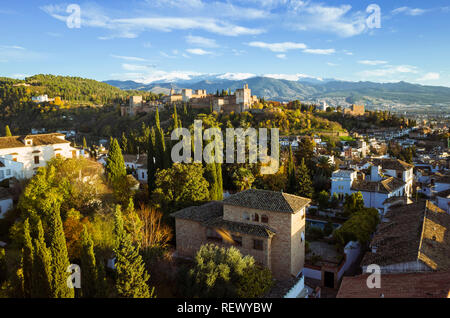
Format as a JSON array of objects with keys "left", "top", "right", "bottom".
[
  {"left": 358, "top": 60, "right": 388, "bottom": 66},
  {"left": 417, "top": 72, "right": 440, "bottom": 81},
  {"left": 288, "top": 3, "right": 369, "bottom": 37},
  {"left": 392, "top": 7, "right": 428, "bottom": 16},
  {"left": 358, "top": 65, "right": 419, "bottom": 77},
  {"left": 0, "top": 45, "right": 25, "bottom": 50},
  {"left": 186, "top": 48, "right": 212, "bottom": 55},
  {"left": 303, "top": 48, "right": 335, "bottom": 55},
  {"left": 247, "top": 41, "right": 306, "bottom": 52},
  {"left": 185, "top": 35, "right": 218, "bottom": 48},
  {"left": 327, "top": 62, "right": 338, "bottom": 66},
  {"left": 276, "top": 54, "right": 287, "bottom": 59},
  {"left": 111, "top": 55, "right": 148, "bottom": 62},
  {"left": 42, "top": 4, "right": 264, "bottom": 38},
  {"left": 121, "top": 64, "right": 152, "bottom": 72}
]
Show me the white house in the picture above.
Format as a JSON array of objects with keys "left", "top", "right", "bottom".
[
  {"left": 32, "top": 95, "right": 49, "bottom": 103},
  {"left": 370, "top": 159, "right": 414, "bottom": 198},
  {"left": 331, "top": 164, "right": 406, "bottom": 215},
  {"left": 123, "top": 154, "right": 148, "bottom": 182},
  {"left": 0, "top": 133, "right": 80, "bottom": 179},
  {"left": 0, "top": 187, "right": 13, "bottom": 218},
  {"left": 0, "top": 155, "right": 24, "bottom": 181},
  {"left": 436, "top": 189, "right": 450, "bottom": 214}
]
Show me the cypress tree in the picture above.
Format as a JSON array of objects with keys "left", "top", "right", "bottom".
[
  {"left": 147, "top": 127, "right": 157, "bottom": 192},
  {"left": 48, "top": 205, "right": 74, "bottom": 298},
  {"left": 80, "top": 226, "right": 97, "bottom": 298},
  {"left": 155, "top": 127, "right": 167, "bottom": 170},
  {"left": 173, "top": 105, "right": 179, "bottom": 130},
  {"left": 32, "top": 219, "right": 52, "bottom": 298},
  {"left": 113, "top": 205, "right": 124, "bottom": 248},
  {"left": 22, "top": 218, "right": 34, "bottom": 298},
  {"left": 82, "top": 137, "right": 87, "bottom": 149},
  {"left": 287, "top": 145, "right": 297, "bottom": 193},
  {"left": 114, "top": 233, "right": 154, "bottom": 298},
  {"left": 216, "top": 163, "right": 223, "bottom": 200},
  {"left": 5, "top": 125, "right": 12, "bottom": 137},
  {"left": 106, "top": 138, "right": 127, "bottom": 183},
  {"left": 121, "top": 133, "right": 128, "bottom": 154},
  {"left": 205, "top": 162, "right": 219, "bottom": 200},
  {"left": 297, "top": 158, "right": 313, "bottom": 199}
]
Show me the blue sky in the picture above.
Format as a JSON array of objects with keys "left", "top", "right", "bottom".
[{"left": 1, "top": 0, "right": 450, "bottom": 86}]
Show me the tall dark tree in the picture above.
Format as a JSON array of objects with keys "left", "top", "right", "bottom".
[
  {"left": 147, "top": 126, "right": 157, "bottom": 192},
  {"left": 173, "top": 104, "right": 179, "bottom": 131},
  {"left": 32, "top": 219, "right": 52, "bottom": 298},
  {"left": 22, "top": 218, "right": 34, "bottom": 298},
  {"left": 82, "top": 137, "right": 88, "bottom": 149},
  {"left": 120, "top": 132, "right": 128, "bottom": 154},
  {"left": 216, "top": 163, "right": 223, "bottom": 200},
  {"left": 297, "top": 158, "right": 313, "bottom": 199},
  {"left": 113, "top": 206, "right": 154, "bottom": 298},
  {"left": 48, "top": 205, "right": 74, "bottom": 298},
  {"left": 106, "top": 138, "right": 126, "bottom": 183},
  {"left": 287, "top": 145, "right": 297, "bottom": 194},
  {"left": 80, "top": 226, "right": 97, "bottom": 298}
]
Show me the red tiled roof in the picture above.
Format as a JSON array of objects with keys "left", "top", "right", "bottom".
[{"left": 337, "top": 271, "right": 450, "bottom": 298}]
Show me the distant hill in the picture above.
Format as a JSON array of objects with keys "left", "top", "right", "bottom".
[{"left": 104, "top": 76, "right": 450, "bottom": 105}]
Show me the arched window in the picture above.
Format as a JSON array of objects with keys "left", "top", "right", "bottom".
[
  {"left": 243, "top": 212, "right": 250, "bottom": 221},
  {"left": 252, "top": 213, "right": 259, "bottom": 222},
  {"left": 261, "top": 214, "right": 269, "bottom": 223}
]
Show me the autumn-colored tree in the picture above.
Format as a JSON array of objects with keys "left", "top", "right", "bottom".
[
  {"left": 137, "top": 204, "right": 172, "bottom": 250},
  {"left": 5, "top": 125, "right": 12, "bottom": 137}
]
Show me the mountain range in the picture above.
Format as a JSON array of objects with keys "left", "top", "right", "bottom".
[{"left": 104, "top": 75, "right": 450, "bottom": 106}]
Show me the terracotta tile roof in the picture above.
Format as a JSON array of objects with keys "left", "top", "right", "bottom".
[
  {"left": 351, "top": 177, "right": 405, "bottom": 194},
  {"left": 171, "top": 201, "right": 276, "bottom": 238},
  {"left": 337, "top": 271, "right": 450, "bottom": 298},
  {"left": 203, "top": 217, "right": 276, "bottom": 238},
  {"left": 371, "top": 158, "right": 414, "bottom": 171},
  {"left": 222, "top": 189, "right": 311, "bottom": 213},
  {"left": 0, "top": 133, "right": 69, "bottom": 149},
  {"left": 361, "top": 201, "right": 450, "bottom": 270},
  {"left": 0, "top": 187, "right": 12, "bottom": 200},
  {"left": 171, "top": 201, "right": 223, "bottom": 223}
]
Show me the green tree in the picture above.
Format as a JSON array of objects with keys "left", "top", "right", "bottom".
[
  {"left": 5, "top": 125, "right": 12, "bottom": 137},
  {"left": 334, "top": 208, "right": 380, "bottom": 246},
  {"left": 215, "top": 163, "right": 223, "bottom": 200},
  {"left": 153, "top": 163, "right": 210, "bottom": 213},
  {"left": 32, "top": 219, "right": 52, "bottom": 298},
  {"left": 173, "top": 105, "right": 179, "bottom": 131},
  {"left": 317, "top": 190, "right": 330, "bottom": 210},
  {"left": 80, "top": 226, "right": 98, "bottom": 298},
  {"left": 343, "top": 192, "right": 365, "bottom": 216},
  {"left": 113, "top": 208, "right": 154, "bottom": 298},
  {"left": 147, "top": 126, "right": 157, "bottom": 192},
  {"left": 287, "top": 145, "right": 297, "bottom": 193},
  {"left": 297, "top": 158, "right": 313, "bottom": 198},
  {"left": 120, "top": 133, "right": 128, "bottom": 154},
  {"left": 183, "top": 244, "right": 272, "bottom": 298},
  {"left": 48, "top": 205, "right": 74, "bottom": 298},
  {"left": 205, "top": 162, "right": 221, "bottom": 200},
  {"left": 83, "top": 137, "right": 88, "bottom": 150},
  {"left": 22, "top": 218, "right": 34, "bottom": 298},
  {"left": 232, "top": 167, "right": 255, "bottom": 191},
  {"left": 105, "top": 138, "right": 126, "bottom": 183}
]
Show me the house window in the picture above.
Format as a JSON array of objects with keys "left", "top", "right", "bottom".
[
  {"left": 34, "top": 156, "right": 40, "bottom": 164},
  {"left": 243, "top": 212, "right": 250, "bottom": 221},
  {"left": 252, "top": 213, "right": 259, "bottom": 222},
  {"left": 0, "top": 170, "right": 4, "bottom": 179},
  {"left": 206, "top": 228, "right": 222, "bottom": 243},
  {"left": 232, "top": 235, "right": 242, "bottom": 247},
  {"left": 6, "top": 169, "right": 11, "bottom": 176},
  {"left": 253, "top": 239, "right": 263, "bottom": 251},
  {"left": 261, "top": 214, "right": 269, "bottom": 223}
]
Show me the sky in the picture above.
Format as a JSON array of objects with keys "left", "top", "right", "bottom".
[{"left": 1, "top": 0, "right": 450, "bottom": 86}]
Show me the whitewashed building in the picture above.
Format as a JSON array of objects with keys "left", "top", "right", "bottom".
[
  {"left": 0, "top": 188, "right": 13, "bottom": 218},
  {"left": 0, "top": 133, "right": 79, "bottom": 179},
  {"left": 0, "top": 155, "right": 24, "bottom": 181}
]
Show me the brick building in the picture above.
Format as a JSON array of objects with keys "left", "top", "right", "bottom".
[
  {"left": 343, "top": 104, "right": 365, "bottom": 116},
  {"left": 171, "top": 189, "right": 311, "bottom": 280}
]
